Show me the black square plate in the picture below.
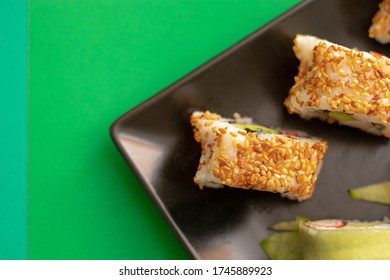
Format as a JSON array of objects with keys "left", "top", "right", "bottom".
[{"left": 111, "top": 0, "right": 389, "bottom": 259}]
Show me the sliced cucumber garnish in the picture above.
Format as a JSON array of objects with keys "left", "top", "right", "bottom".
[
  {"left": 348, "top": 181, "right": 390, "bottom": 205},
  {"left": 268, "top": 220, "right": 299, "bottom": 231},
  {"left": 260, "top": 232, "right": 302, "bottom": 260}
]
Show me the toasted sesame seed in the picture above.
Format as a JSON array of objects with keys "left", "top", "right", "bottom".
[{"left": 218, "top": 127, "right": 227, "bottom": 134}]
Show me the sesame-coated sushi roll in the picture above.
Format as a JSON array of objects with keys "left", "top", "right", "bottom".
[
  {"left": 369, "top": 0, "right": 390, "bottom": 44},
  {"left": 190, "top": 111, "right": 328, "bottom": 201},
  {"left": 285, "top": 34, "right": 390, "bottom": 137}
]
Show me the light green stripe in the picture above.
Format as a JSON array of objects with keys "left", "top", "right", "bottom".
[{"left": 0, "top": 0, "right": 28, "bottom": 260}]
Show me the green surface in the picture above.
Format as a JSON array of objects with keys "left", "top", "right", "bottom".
[
  {"left": 29, "top": 0, "right": 301, "bottom": 259},
  {"left": 0, "top": 0, "right": 28, "bottom": 259}
]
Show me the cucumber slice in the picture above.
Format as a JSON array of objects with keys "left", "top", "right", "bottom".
[
  {"left": 348, "top": 181, "right": 390, "bottom": 205},
  {"left": 317, "top": 110, "right": 356, "bottom": 121},
  {"left": 268, "top": 220, "right": 299, "bottom": 231},
  {"left": 328, "top": 111, "right": 356, "bottom": 121},
  {"left": 295, "top": 216, "right": 311, "bottom": 222},
  {"left": 268, "top": 217, "right": 311, "bottom": 231},
  {"left": 260, "top": 232, "right": 302, "bottom": 260},
  {"left": 234, "top": 123, "right": 280, "bottom": 134}
]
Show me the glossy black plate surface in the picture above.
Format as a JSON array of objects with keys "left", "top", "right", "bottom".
[{"left": 111, "top": 0, "right": 389, "bottom": 259}]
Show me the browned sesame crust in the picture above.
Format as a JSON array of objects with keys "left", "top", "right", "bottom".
[
  {"left": 369, "top": 0, "right": 390, "bottom": 41},
  {"left": 191, "top": 111, "right": 328, "bottom": 201},
  {"left": 285, "top": 35, "right": 390, "bottom": 137}
]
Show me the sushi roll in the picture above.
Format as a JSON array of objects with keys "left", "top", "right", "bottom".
[
  {"left": 300, "top": 219, "right": 390, "bottom": 259},
  {"left": 369, "top": 0, "right": 390, "bottom": 44},
  {"left": 190, "top": 111, "right": 328, "bottom": 201},
  {"left": 285, "top": 34, "right": 390, "bottom": 137},
  {"left": 262, "top": 218, "right": 390, "bottom": 260}
]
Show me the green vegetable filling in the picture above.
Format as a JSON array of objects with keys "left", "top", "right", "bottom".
[
  {"left": 234, "top": 123, "right": 280, "bottom": 135},
  {"left": 317, "top": 110, "right": 387, "bottom": 131},
  {"left": 318, "top": 110, "right": 356, "bottom": 121}
]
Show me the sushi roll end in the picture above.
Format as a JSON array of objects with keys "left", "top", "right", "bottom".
[
  {"left": 285, "top": 34, "right": 390, "bottom": 137},
  {"left": 262, "top": 218, "right": 390, "bottom": 260},
  {"left": 190, "top": 111, "right": 328, "bottom": 201}
]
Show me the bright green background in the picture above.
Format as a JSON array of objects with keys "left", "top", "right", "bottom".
[
  {"left": 0, "top": 0, "right": 27, "bottom": 260},
  {"left": 29, "top": 0, "right": 301, "bottom": 259}
]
